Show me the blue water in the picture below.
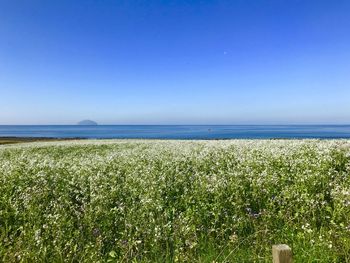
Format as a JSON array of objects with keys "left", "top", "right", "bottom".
[{"left": 0, "top": 125, "right": 350, "bottom": 139}]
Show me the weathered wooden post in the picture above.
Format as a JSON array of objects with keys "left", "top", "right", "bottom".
[{"left": 272, "top": 244, "right": 292, "bottom": 263}]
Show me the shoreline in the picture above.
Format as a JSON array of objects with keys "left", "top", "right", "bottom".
[
  {"left": 1, "top": 137, "right": 349, "bottom": 146},
  {"left": 0, "top": 137, "right": 84, "bottom": 145}
]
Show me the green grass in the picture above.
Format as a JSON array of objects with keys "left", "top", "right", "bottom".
[{"left": 1, "top": 139, "right": 350, "bottom": 262}]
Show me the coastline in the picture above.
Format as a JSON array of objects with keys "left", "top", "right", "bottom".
[{"left": 0, "top": 137, "right": 84, "bottom": 145}]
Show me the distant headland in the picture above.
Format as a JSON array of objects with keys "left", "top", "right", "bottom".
[{"left": 77, "top": 120, "right": 98, "bottom": 125}]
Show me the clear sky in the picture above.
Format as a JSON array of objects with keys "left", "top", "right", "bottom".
[{"left": 0, "top": 0, "right": 350, "bottom": 125}]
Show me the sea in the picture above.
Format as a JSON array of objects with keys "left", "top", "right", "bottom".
[{"left": 0, "top": 125, "right": 350, "bottom": 139}]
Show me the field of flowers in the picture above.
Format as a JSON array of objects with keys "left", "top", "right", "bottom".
[{"left": 1, "top": 139, "right": 350, "bottom": 262}]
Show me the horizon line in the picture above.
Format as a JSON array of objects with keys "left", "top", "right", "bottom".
[{"left": 1, "top": 123, "right": 350, "bottom": 126}]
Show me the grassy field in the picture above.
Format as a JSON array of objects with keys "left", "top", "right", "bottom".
[{"left": 1, "top": 140, "right": 350, "bottom": 262}]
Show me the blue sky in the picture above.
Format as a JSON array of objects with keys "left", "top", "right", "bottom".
[{"left": 0, "top": 0, "right": 349, "bottom": 125}]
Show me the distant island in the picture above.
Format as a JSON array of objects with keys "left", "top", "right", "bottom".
[{"left": 77, "top": 120, "right": 98, "bottom": 125}]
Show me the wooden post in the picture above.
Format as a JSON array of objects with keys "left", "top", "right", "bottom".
[{"left": 272, "top": 244, "right": 292, "bottom": 263}]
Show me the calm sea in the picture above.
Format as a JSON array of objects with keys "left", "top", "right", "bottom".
[{"left": 0, "top": 125, "right": 350, "bottom": 139}]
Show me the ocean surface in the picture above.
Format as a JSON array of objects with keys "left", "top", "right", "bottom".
[{"left": 0, "top": 125, "right": 350, "bottom": 139}]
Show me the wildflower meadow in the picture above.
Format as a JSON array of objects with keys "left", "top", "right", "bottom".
[{"left": 1, "top": 140, "right": 350, "bottom": 262}]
